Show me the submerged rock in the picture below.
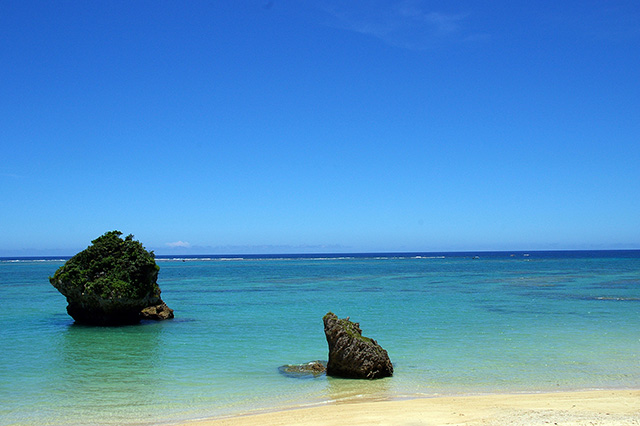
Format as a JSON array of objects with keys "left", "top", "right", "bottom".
[
  {"left": 278, "top": 361, "right": 327, "bottom": 379},
  {"left": 323, "top": 312, "right": 393, "bottom": 379},
  {"left": 49, "top": 231, "right": 173, "bottom": 325}
]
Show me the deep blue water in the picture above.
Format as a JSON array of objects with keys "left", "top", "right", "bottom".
[{"left": 1, "top": 250, "right": 639, "bottom": 425}]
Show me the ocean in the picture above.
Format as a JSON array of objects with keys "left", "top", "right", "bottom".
[{"left": 1, "top": 251, "right": 639, "bottom": 425}]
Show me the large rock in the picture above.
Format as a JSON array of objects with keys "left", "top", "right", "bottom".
[
  {"left": 49, "top": 231, "right": 173, "bottom": 325},
  {"left": 323, "top": 312, "right": 393, "bottom": 379}
]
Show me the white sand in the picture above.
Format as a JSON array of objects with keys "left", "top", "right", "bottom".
[{"left": 184, "top": 390, "right": 640, "bottom": 426}]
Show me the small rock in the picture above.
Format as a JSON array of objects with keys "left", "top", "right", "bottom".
[
  {"left": 140, "top": 300, "right": 174, "bottom": 320},
  {"left": 278, "top": 361, "right": 327, "bottom": 379}
]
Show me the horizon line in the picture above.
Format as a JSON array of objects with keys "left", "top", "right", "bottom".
[{"left": 2, "top": 247, "right": 640, "bottom": 260}]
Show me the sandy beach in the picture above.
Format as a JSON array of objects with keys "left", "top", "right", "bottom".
[{"left": 185, "top": 390, "right": 640, "bottom": 426}]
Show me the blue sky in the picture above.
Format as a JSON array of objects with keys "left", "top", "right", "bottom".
[{"left": 1, "top": 1, "right": 639, "bottom": 255}]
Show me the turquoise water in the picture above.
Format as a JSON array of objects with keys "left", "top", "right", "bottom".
[{"left": 1, "top": 251, "right": 639, "bottom": 425}]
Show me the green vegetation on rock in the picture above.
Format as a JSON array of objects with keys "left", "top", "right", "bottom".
[
  {"left": 323, "top": 312, "right": 374, "bottom": 344},
  {"left": 50, "top": 231, "right": 164, "bottom": 325}
]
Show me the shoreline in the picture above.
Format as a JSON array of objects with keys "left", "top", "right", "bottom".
[{"left": 182, "top": 389, "right": 640, "bottom": 426}]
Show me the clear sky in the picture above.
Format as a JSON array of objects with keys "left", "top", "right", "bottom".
[{"left": 1, "top": 1, "right": 639, "bottom": 256}]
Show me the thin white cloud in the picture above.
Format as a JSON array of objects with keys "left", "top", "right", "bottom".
[
  {"left": 1, "top": 171, "right": 24, "bottom": 179},
  {"left": 154, "top": 243, "right": 350, "bottom": 255},
  {"left": 166, "top": 241, "right": 191, "bottom": 248},
  {"left": 319, "top": 0, "right": 476, "bottom": 50}
]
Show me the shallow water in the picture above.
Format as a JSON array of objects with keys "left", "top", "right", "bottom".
[{"left": 1, "top": 251, "right": 639, "bottom": 425}]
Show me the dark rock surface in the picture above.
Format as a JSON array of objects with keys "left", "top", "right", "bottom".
[
  {"left": 278, "top": 361, "right": 327, "bottom": 379},
  {"left": 65, "top": 296, "right": 158, "bottom": 326},
  {"left": 323, "top": 312, "right": 393, "bottom": 379}
]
